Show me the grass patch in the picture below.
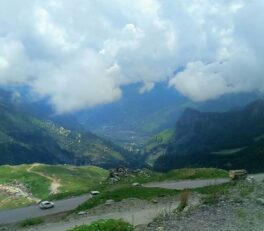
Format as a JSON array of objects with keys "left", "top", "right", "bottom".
[
  {"left": 46, "top": 189, "right": 90, "bottom": 201},
  {"left": 195, "top": 182, "right": 232, "bottom": 204},
  {"left": 118, "top": 168, "right": 228, "bottom": 185},
  {"left": 19, "top": 217, "right": 44, "bottom": 228},
  {"left": 165, "top": 168, "right": 228, "bottom": 180},
  {"left": 239, "top": 183, "right": 254, "bottom": 197},
  {"left": 0, "top": 195, "right": 31, "bottom": 211},
  {"left": 77, "top": 186, "right": 179, "bottom": 211},
  {"left": 235, "top": 208, "right": 247, "bottom": 219},
  {"left": 67, "top": 219, "right": 134, "bottom": 231},
  {"left": 34, "top": 164, "right": 108, "bottom": 201}
]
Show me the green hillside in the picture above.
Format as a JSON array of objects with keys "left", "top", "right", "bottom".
[
  {"left": 143, "top": 128, "right": 174, "bottom": 166},
  {"left": 0, "top": 164, "right": 108, "bottom": 210},
  {"left": 0, "top": 102, "right": 135, "bottom": 168},
  {"left": 155, "top": 100, "right": 264, "bottom": 172}
]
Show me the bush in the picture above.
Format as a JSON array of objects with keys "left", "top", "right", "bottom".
[
  {"left": 176, "top": 190, "right": 190, "bottom": 212},
  {"left": 19, "top": 217, "right": 44, "bottom": 227},
  {"left": 68, "top": 219, "right": 134, "bottom": 231},
  {"left": 196, "top": 183, "right": 232, "bottom": 204}
]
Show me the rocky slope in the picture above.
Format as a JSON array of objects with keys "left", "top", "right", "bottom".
[{"left": 146, "top": 180, "right": 264, "bottom": 231}]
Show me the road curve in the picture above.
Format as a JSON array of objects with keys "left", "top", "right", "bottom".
[
  {"left": 26, "top": 202, "right": 182, "bottom": 231},
  {"left": 2, "top": 174, "right": 264, "bottom": 226},
  {"left": 143, "top": 178, "right": 230, "bottom": 190},
  {"left": 143, "top": 174, "right": 264, "bottom": 190},
  {"left": 0, "top": 194, "right": 91, "bottom": 224}
]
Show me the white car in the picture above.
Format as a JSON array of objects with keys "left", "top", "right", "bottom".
[
  {"left": 39, "top": 201, "right": 55, "bottom": 209},
  {"left": 247, "top": 176, "right": 255, "bottom": 182},
  {"left": 90, "top": 191, "right": 100, "bottom": 196}
]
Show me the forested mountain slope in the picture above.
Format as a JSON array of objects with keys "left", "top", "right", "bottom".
[{"left": 154, "top": 100, "right": 264, "bottom": 172}]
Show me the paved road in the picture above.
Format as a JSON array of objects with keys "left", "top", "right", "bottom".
[
  {"left": 28, "top": 173, "right": 264, "bottom": 231},
  {"left": 143, "top": 174, "right": 264, "bottom": 190},
  {"left": 0, "top": 194, "right": 91, "bottom": 224},
  {"left": 143, "top": 178, "right": 230, "bottom": 190},
  {"left": 2, "top": 173, "right": 264, "bottom": 226},
  {"left": 249, "top": 173, "right": 264, "bottom": 182},
  {"left": 28, "top": 202, "right": 182, "bottom": 231}
]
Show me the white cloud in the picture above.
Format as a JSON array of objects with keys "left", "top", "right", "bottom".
[
  {"left": 139, "top": 82, "right": 155, "bottom": 94},
  {"left": 0, "top": 0, "right": 264, "bottom": 112},
  {"left": 0, "top": 38, "right": 33, "bottom": 84},
  {"left": 34, "top": 7, "right": 73, "bottom": 51},
  {"left": 170, "top": 1, "right": 264, "bottom": 101}
]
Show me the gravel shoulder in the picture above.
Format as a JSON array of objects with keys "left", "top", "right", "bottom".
[
  {"left": 146, "top": 197, "right": 264, "bottom": 231},
  {"left": 18, "top": 196, "right": 200, "bottom": 231},
  {"left": 146, "top": 180, "right": 264, "bottom": 231}
]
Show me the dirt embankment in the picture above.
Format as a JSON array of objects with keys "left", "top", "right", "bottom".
[{"left": 0, "top": 181, "right": 39, "bottom": 205}]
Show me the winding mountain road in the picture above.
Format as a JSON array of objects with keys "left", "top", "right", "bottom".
[
  {"left": 0, "top": 177, "right": 229, "bottom": 225},
  {"left": 0, "top": 194, "right": 91, "bottom": 224},
  {"left": 143, "top": 178, "right": 230, "bottom": 190},
  {"left": 1, "top": 174, "right": 264, "bottom": 227}
]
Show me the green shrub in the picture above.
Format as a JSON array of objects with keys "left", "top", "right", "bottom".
[
  {"left": 68, "top": 219, "right": 134, "bottom": 231},
  {"left": 239, "top": 183, "right": 254, "bottom": 197},
  {"left": 177, "top": 190, "right": 190, "bottom": 212},
  {"left": 19, "top": 217, "right": 44, "bottom": 227},
  {"left": 195, "top": 183, "right": 231, "bottom": 204},
  {"left": 235, "top": 208, "right": 247, "bottom": 218}
]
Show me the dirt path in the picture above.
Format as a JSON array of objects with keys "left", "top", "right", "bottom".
[{"left": 27, "top": 164, "right": 61, "bottom": 194}]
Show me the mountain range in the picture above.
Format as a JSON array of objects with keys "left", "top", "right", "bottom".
[
  {"left": 0, "top": 89, "right": 140, "bottom": 168},
  {"left": 76, "top": 83, "right": 261, "bottom": 147},
  {"left": 154, "top": 99, "right": 264, "bottom": 173},
  {"left": 1, "top": 86, "right": 264, "bottom": 172}
]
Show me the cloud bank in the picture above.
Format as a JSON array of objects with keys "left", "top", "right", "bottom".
[{"left": 0, "top": 0, "right": 264, "bottom": 112}]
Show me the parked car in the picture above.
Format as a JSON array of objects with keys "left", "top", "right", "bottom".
[
  {"left": 90, "top": 190, "right": 100, "bottom": 196},
  {"left": 39, "top": 201, "right": 55, "bottom": 209}
]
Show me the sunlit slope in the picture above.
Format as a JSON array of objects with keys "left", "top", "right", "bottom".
[{"left": 0, "top": 164, "right": 108, "bottom": 210}]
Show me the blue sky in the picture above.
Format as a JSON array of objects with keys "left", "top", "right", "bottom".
[{"left": 0, "top": 0, "right": 263, "bottom": 113}]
